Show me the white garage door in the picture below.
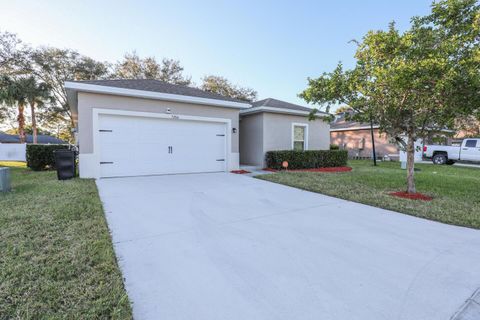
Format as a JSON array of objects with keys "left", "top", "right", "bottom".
[{"left": 98, "top": 114, "right": 227, "bottom": 178}]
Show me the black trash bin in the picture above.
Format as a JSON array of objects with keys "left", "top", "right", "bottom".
[{"left": 54, "top": 149, "right": 76, "bottom": 180}]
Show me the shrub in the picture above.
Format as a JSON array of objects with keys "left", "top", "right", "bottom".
[
  {"left": 330, "top": 144, "right": 340, "bottom": 150},
  {"left": 265, "top": 150, "right": 348, "bottom": 170},
  {"left": 26, "top": 144, "right": 71, "bottom": 171}
]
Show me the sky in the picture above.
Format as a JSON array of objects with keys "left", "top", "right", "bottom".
[{"left": 0, "top": 0, "right": 433, "bottom": 107}]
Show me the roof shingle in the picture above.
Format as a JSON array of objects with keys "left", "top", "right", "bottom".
[{"left": 69, "top": 79, "right": 248, "bottom": 103}]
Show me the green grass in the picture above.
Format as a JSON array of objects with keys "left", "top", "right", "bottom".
[
  {"left": 0, "top": 162, "right": 132, "bottom": 319},
  {"left": 257, "top": 160, "right": 480, "bottom": 229}
]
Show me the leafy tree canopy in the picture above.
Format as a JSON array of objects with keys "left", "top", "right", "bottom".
[
  {"left": 113, "top": 51, "right": 192, "bottom": 85},
  {"left": 200, "top": 75, "right": 257, "bottom": 102},
  {"left": 300, "top": 0, "right": 480, "bottom": 193}
]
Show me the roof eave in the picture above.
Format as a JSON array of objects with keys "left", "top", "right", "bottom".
[
  {"left": 64, "top": 81, "right": 252, "bottom": 113},
  {"left": 240, "top": 106, "right": 329, "bottom": 117}
]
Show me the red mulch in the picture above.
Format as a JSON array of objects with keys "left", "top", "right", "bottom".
[
  {"left": 389, "top": 191, "right": 433, "bottom": 201},
  {"left": 293, "top": 167, "right": 352, "bottom": 173},
  {"left": 230, "top": 170, "right": 251, "bottom": 174},
  {"left": 262, "top": 167, "right": 352, "bottom": 173}
]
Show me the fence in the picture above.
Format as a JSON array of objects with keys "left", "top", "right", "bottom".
[{"left": 0, "top": 143, "right": 26, "bottom": 161}]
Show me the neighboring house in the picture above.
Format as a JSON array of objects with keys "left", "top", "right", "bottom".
[
  {"left": 239, "top": 98, "right": 330, "bottom": 167},
  {"left": 330, "top": 117, "right": 399, "bottom": 160},
  {"left": 64, "top": 80, "right": 331, "bottom": 178},
  {"left": 0, "top": 132, "right": 66, "bottom": 144},
  {"left": 330, "top": 114, "right": 455, "bottom": 160}
]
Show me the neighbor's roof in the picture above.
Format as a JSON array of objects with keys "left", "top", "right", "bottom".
[
  {"left": 330, "top": 120, "right": 378, "bottom": 131},
  {"left": 241, "top": 98, "right": 330, "bottom": 117},
  {"left": 0, "top": 132, "right": 67, "bottom": 144},
  {"left": 64, "top": 79, "right": 252, "bottom": 117}
]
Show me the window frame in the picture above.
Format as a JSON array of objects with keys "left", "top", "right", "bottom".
[
  {"left": 291, "top": 123, "right": 309, "bottom": 151},
  {"left": 465, "top": 139, "right": 477, "bottom": 148}
]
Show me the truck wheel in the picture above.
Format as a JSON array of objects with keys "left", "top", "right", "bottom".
[{"left": 433, "top": 154, "right": 447, "bottom": 165}]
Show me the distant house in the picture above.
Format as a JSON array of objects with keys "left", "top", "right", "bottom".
[
  {"left": 330, "top": 114, "right": 454, "bottom": 160},
  {"left": 0, "top": 132, "right": 67, "bottom": 144},
  {"left": 330, "top": 116, "right": 399, "bottom": 160}
]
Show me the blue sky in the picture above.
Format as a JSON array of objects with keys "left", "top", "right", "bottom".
[{"left": 1, "top": 0, "right": 432, "bottom": 107}]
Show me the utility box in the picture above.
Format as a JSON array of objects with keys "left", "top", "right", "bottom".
[
  {"left": 54, "top": 149, "right": 76, "bottom": 180},
  {"left": 0, "top": 167, "right": 11, "bottom": 193}
]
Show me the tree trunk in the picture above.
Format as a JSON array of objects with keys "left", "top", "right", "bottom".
[
  {"left": 406, "top": 132, "right": 416, "bottom": 194},
  {"left": 17, "top": 103, "right": 26, "bottom": 144},
  {"left": 30, "top": 102, "right": 38, "bottom": 144}
]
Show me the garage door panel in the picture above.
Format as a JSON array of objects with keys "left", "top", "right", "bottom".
[{"left": 98, "top": 114, "right": 227, "bottom": 178}]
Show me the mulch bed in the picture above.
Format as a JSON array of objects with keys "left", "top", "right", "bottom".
[
  {"left": 230, "top": 170, "right": 251, "bottom": 174},
  {"left": 389, "top": 191, "right": 433, "bottom": 201},
  {"left": 263, "top": 167, "right": 352, "bottom": 173}
]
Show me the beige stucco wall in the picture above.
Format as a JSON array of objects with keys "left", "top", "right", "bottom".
[
  {"left": 330, "top": 129, "right": 399, "bottom": 158},
  {"left": 263, "top": 113, "right": 330, "bottom": 151},
  {"left": 239, "top": 112, "right": 331, "bottom": 167},
  {"left": 239, "top": 113, "right": 264, "bottom": 166},
  {"left": 77, "top": 92, "right": 240, "bottom": 155}
]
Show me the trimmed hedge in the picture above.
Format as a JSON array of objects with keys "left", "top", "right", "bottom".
[
  {"left": 265, "top": 150, "right": 348, "bottom": 170},
  {"left": 329, "top": 144, "right": 340, "bottom": 150},
  {"left": 26, "top": 144, "right": 71, "bottom": 171}
]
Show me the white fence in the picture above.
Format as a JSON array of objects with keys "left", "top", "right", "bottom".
[{"left": 0, "top": 143, "right": 26, "bottom": 161}]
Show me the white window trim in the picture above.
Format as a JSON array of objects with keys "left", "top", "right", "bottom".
[{"left": 291, "top": 123, "right": 309, "bottom": 151}]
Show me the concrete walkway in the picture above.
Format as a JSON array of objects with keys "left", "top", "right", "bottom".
[{"left": 96, "top": 173, "right": 480, "bottom": 320}]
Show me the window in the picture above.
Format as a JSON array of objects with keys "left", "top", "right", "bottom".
[
  {"left": 465, "top": 140, "right": 477, "bottom": 148},
  {"left": 292, "top": 124, "right": 307, "bottom": 151}
]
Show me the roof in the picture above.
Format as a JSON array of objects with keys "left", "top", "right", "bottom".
[
  {"left": 241, "top": 98, "right": 330, "bottom": 117},
  {"left": 0, "top": 132, "right": 67, "bottom": 144},
  {"left": 330, "top": 120, "right": 378, "bottom": 131},
  {"left": 70, "top": 79, "right": 248, "bottom": 104}
]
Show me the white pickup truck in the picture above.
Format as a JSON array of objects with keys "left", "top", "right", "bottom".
[{"left": 423, "top": 138, "right": 480, "bottom": 165}]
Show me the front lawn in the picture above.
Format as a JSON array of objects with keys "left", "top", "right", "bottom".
[
  {"left": 0, "top": 162, "right": 132, "bottom": 319},
  {"left": 258, "top": 160, "right": 480, "bottom": 229}
]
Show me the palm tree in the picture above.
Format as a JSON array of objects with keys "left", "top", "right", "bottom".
[
  {"left": 24, "top": 77, "right": 51, "bottom": 144},
  {"left": 0, "top": 76, "right": 30, "bottom": 143}
]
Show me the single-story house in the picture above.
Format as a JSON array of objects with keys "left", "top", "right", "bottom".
[
  {"left": 330, "top": 117, "right": 399, "bottom": 160},
  {"left": 65, "top": 79, "right": 330, "bottom": 178},
  {"left": 239, "top": 98, "right": 330, "bottom": 167},
  {"left": 0, "top": 132, "right": 66, "bottom": 144},
  {"left": 330, "top": 113, "right": 455, "bottom": 160}
]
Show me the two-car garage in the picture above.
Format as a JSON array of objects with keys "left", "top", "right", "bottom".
[
  {"left": 65, "top": 79, "right": 249, "bottom": 179},
  {"left": 97, "top": 114, "right": 227, "bottom": 178}
]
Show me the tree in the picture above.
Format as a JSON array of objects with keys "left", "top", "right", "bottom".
[
  {"left": 300, "top": 0, "right": 480, "bottom": 194},
  {"left": 0, "top": 76, "right": 31, "bottom": 143},
  {"left": 200, "top": 75, "right": 257, "bottom": 102},
  {"left": 0, "top": 31, "right": 29, "bottom": 75},
  {"left": 334, "top": 105, "right": 353, "bottom": 115},
  {"left": 29, "top": 47, "right": 110, "bottom": 136},
  {"left": 23, "top": 77, "right": 52, "bottom": 144},
  {"left": 113, "top": 51, "right": 192, "bottom": 85}
]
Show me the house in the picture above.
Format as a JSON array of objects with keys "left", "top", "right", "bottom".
[
  {"left": 330, "top": 113, "right": 456, "bottom": 160},
  {"left": 239, "top": 98, "right": 330, "bottom": 167},
  {"left": 330, "top": 116, "right": 400, "bottom": 160},
  {"left": 65, "top": 79, "right": 331, "bottom": 178},
  {"left": 0, "top": 132, "right": 66, "bottom": 144}
]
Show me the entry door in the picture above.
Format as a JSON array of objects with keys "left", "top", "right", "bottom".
[
  {"left": 462, "top": 139, "right": 480, "bottom": 162},
  {"left": 98, "top": 114, "right": 227, "bottom": 178}
]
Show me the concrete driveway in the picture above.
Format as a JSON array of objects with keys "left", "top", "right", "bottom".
[{"left": 96, "top": 173, "right": 480, "bottom": 320}]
